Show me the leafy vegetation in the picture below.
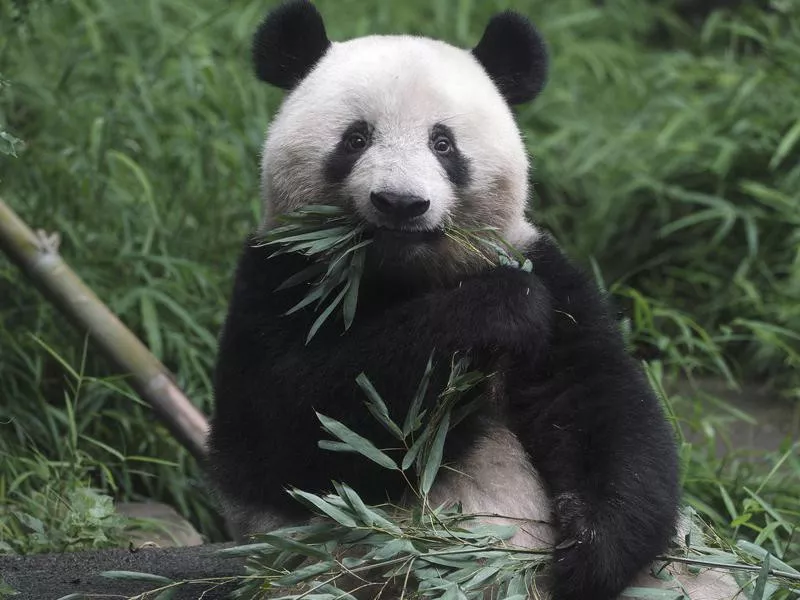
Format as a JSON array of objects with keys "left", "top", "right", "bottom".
[{"left": 0, "top": 0, "right": 797, "bottom": 589}]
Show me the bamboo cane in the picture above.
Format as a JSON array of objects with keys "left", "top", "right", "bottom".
[{"left": 0, "top": 198, "right": 209, "bottom": 461}]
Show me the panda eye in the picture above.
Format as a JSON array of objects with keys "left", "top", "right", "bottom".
[
  {"left": 433, "top": 136, "right": 453, "bottom": 154},
  {"left": 345, "top": 132, "right": 368, "bottom": 153}
]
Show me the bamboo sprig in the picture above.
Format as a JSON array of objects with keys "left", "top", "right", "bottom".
[{"left": 256, "top": 206, "right": 532, "bottom": 344}]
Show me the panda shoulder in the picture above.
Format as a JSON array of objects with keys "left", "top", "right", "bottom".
[{"left": 523, "top": 229, "right": 613, "bottom": 318}]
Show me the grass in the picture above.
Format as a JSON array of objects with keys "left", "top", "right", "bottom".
[{"left": 0, "top": 0, "right": 798, "bottom": 586}]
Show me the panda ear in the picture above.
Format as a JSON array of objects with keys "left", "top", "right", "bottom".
[
  {"left": 252, "top": 0, "right": 331, "bottom": 90},
  {"left": 472, "top": 11, "right": 548, "bottom": 105}
]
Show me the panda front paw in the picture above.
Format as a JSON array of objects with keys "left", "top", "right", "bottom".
[
  {"left": 449, "top": 266, "right": 551, "bottom": 352},
  {"left": 548, "top": 494, "right": 636, "bottom": 600}
]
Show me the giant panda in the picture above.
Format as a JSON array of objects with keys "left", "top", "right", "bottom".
[{"left": 206, "top": 2, "right": 742, "bottom": 599}]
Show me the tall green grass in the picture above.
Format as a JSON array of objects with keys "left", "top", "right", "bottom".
[{"left": 0, "top": 0, "right": 797, "bottom": 569}]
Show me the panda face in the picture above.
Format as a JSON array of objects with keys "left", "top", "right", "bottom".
[
  {"left": 261, "top": 36, "right": 532, "bottom": 245},
  {"left": 253, "top": 2, "right": 549, "bottom": 270}
]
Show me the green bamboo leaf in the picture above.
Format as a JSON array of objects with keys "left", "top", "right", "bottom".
[
  {"left": 506, "top": 572, "right": 528, "bottom": 597},
  {"left": 356, "top": 373, "right": 405, "bottom": 440},
  {"left": 316, "top": 413, "right": 398, "bottom": 470},
  {"left": 403, "top": 352, "right": 435, "bottom": 436},
  {"left": 275, "top": 560, "right": 335, "bottom": 586},
  {"left": 293, "top": 489, "right": 362, "bottom": 528},
  {"left": 752, "top": 553, "right": 770, "bottom": 600},
  {"left": 364, "top": 538, "right": 418, "bottom": 561},
  {"left": 215, "top": 542, "right": 280, "bottom": 557},
  {"left": 440, "top": 582, "right": 467, "bottom": 600},
  {"left": 263, "top": 226, "right": 354, "bottom": 245},
  {"left": 421, "top": 410, "right": 450, "bottom": 494},
  {"left": 306, "top": 284, "right": 349, "bottom": 343},
  {"left": 100, "top": 571, "right": 173, "bottom": 584},
  {"left": 402, "top": 425, "right": 433, "bottom": 471},
  {"left": 342, "top": 245, "right": 367, "bottom": 330},
  {"left": 460, "top": 566, "right": 500, "bottom": 590},
  {"left": 294, "top": 205, "right": 348, "bottom": 215},
  {"left": 318, "top": 440, "right": 357, "bottom": 453},
  {"left": 276, "top": 262, "right": 328, "bottom": 291},
  {"left": 285, "top": 282, "right": 326, "bottom": 315},
  {"left": 333, "top": 481, "right": 402, "bottom": 533},
  {"left": 248, "top": 533, "right": 332, "bottom": 560},
  {"left": 736, "top": 540, "right": 799, "bottom": 575}
]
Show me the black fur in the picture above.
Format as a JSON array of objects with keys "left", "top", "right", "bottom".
[
  {"left": 430, "top": 123, "right": 471, "bottom": 188},
  {"left": 252, "top": 0, "right": 331, "bottom": 90},
  {"left": 324, "top": 121, "right": 373, "bottom": 184},
  {"left": 207, "top": 232, "right": 680, "bottom": 600},
  {"left": 472, "top": 11, "right": 549, "bottom": 105}
]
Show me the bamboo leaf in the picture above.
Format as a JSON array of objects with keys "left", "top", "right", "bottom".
[
  {"left": 316, "top": 412, "right": 398, "bottom": 470},
  {"left": 318, "top": 440, "right": 358, "bottom": 453},
  {"left": 306, "top": 284, "right": 349, "bottom": 343},
  {"left": 100, "top": 571, "right": 173, "bottom": 584},
  {"left": 356, "top": 373, "right": 405, "bottom": 440},
  {"left": 342, "top": 245, "right": 367, "bottom": 330},
  {"left": 275, "top": 560, "right": 335, "bottom": 586},
  {"left": 402, "top": 425, "right": 433, "bottom": 471},
  {"left": 285, "top": 283, "right": 326, "bottom": 315},
  {"left": 333, "top": 481, "right": 402, "bottom": 533},
  {"left": 421, "top": 410, "right": 450, "bottom": 495},
  {"left": 403, "top": 352, "right": 435, "bottom": 436},
  {"left": 276, "top": 262, "right": 328, "bottom": 291},
  {"left": 752, "top": 552, "right": 770, "bottom": 600},
  {"left": 287, "top": 489, "right": 359, "bottom": 528}
]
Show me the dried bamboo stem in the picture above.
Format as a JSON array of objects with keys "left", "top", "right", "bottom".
[{"left": 0, "top": 198, "right": 209, "bottom": 460}]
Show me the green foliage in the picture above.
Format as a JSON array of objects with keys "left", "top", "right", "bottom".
[
  {"left": 0, "top": 340, "right": 129, "bottom": 554},
  {"left": 0, "top": 0, "right": 797, "bottom": 571}
]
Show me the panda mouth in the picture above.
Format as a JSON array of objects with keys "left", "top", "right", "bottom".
[{"left": 369, "top": 227, "right": 445, "bottom": 244}]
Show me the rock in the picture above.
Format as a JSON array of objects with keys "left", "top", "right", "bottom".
[{"left": 116, "top": 501, "right": 204, "bottom": 548}]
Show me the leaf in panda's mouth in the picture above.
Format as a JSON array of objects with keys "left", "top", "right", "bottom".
[
  {"left": 370, "top": 226, "right": 446, "bottom": 244},
  {"left": 254, "top": 205, "right": 529, "bottom": 344},
  {"left": 253, "top": 205, "right": 372, "bottom": 344}
]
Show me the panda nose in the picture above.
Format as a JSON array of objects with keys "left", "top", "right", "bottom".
[{"left": 370, "top": 192, "right": 430, "bottom": 220}]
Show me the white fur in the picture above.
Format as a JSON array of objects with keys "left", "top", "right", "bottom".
[{"left": 259, "top": 35, "right": 532, "bottom": 240}]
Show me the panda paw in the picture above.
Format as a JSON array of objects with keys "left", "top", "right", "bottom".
[
  {"left": 449, "top": 265, "right": 551, "bottom": 352},
  {"left": 548, "top": 494, "right": 633, "bottom": 600}
]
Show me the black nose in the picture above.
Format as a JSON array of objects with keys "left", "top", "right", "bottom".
[{"left": 370, "top": 192, "right": 430, "bottom": 220}]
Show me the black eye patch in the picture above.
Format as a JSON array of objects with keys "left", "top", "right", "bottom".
[
  {"left": 324, "top": 120, "right": 373, "bottom": 184},
  {"left": 430, "top": 124, "right": 471, "bottom": 188}
]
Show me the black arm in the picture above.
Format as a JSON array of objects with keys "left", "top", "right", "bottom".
[
  {"left": 207, "top": 239, "right": 552, "bottom": 515},
  {"left": 506, "top": 234, "right": 681, "bottom": 600}
]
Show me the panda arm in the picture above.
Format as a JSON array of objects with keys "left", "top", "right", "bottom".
[
  {"left": 506, "top": 235, "right": 681, "bottom": 600},
  {"left": 209, "top": 240, "right": 552, "bottom": 513}
]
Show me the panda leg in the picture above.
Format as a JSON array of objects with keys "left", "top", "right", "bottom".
[{"left": 215, "top": 491, "right": 298, "bottom": 543}]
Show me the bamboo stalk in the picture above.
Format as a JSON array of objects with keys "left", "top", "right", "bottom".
[{"left": 0, "top": 198, "right": 209, "bottom": 461}]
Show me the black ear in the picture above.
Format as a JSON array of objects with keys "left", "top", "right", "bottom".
[
  {"left": 252, "top": 0, "right": 331, "bottom": 90},
  {"left": 472, "top": 11, "right": 548, "bottom": 105}
]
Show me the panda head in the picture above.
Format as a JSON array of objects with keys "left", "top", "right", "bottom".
[{"left": 254, "top": 0, "right": 548, "bottom": 278}]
